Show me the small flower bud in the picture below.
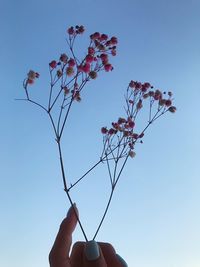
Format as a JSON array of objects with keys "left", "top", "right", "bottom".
[
  {"left": 101, "top": 127, "right": 108, "bottom": 134},
  {"left": 168, "top": 106, "right": 176, "bottom": 113},
  {"left": 129, "top": 150, "right": 136, "bottom": 158},
  {"left": 49, "top": 60, "right": 57, "bottom": 69},
  {"left": 66, "top": 67, "right": 74, "bottom": 76},
  {"left": 89, "top": 71, "right": 97, "bottom": 79},
  {"left": 60, "top": 53, "right": 68, "bottom": 63}
]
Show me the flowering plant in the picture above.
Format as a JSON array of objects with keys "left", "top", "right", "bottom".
[{"left": 20, "top": 25, "right": 176, "bottom": 241}]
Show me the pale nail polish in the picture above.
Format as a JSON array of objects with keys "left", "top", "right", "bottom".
[{"left": 85, "top": 240, "right": 100, "bottom": 261}]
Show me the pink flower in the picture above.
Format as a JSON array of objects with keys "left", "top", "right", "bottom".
[
  {"left": 165, "top": 99, "right": 172, "bottom": 107},
  {"left": 88, "top": 47, "right": 95, "bottom": 55},
  {"left": 129, "top": 80, "right": 136, "bottom": 88},
  {"left": 85, "top": 54, "right": 94, "bottom": 63},
  {"left": 100, "top": 34, "right": 108, "bottom": 41},
  {"left": 67, "top": 26, "right": 75, "bottom": 35},
  {"left": 68, "top": 58, "right": 75, "bottom": 67},
  {"left": 108, "top": 128, "right": 116, "bottom": 135},
  {"left": 105, "top": 40, "right": 111, "bottom": 46},
  {"left": 90, "top": 32, "right": 100, "bottom": 40},
  {"left": 112, "top": 122, "right": 120, "bottom": 129},
  {"left": 82, "top": 63, "right": 91, "bottom": 73},
  {"left": 118, "top": 117, "right": 126, "bottom": 124},
  {"left": 132, "top": 133, "right": 139, "bottom": 139},
  {"left": 60, "top": 53, "right": 68, "bottom": 63},
  {"left": 136, "top": 99, "right": 143, "bottom": 109},
  {"left": 110, "top": 36, "right": 118, "bottom": 45},
  {"left": 100, "top": 53, "right": 108, "bottom": 64},
  {"left": 141, "top": 84, "right": 148, "bottom": 92},
  {"left": 101, "top": 127, "right": 108, "bottom": 134},
  {"left": 104, "top": 64, "right": 113, "bottom": 72},
  {"left": 76, "top": 25, "right": 85, "bottom": 34},
  {"left": 143, "top": 82, "right": 151, "bottom": 88},
  {"left": 135, "top": 82, "right": 142, "bottom": 90},
  {"left": 128, "top": 120, "right": 135, "bottom": 129},
  {"left": 149, "top": 91, "right": 155, "bottom": 97},
  {"left": 27, "top": 78, "right": 34, "bottom": 84},
  {"left": 26, "top": 70, "right": 39, "bottom": 85},
  {"left": 154, "top": 90, "right": 162, "bottom": 100},
  {"left": 78, "top": 65, "right": 83, "bottom": 72},
  {"left": 49, "top": 60, "right": 57, "bottom": 69}
]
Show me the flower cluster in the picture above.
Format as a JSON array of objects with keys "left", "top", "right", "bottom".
[
  {"left": 101, "top": 80, "right": 176, "bottom": 160},
  {"left": 128, "top": 80, "right": 176, "bottom": 112},
  {"left": 26, "top": 70, "right": 39, "bottom": 85},
  {"left": 45, "top": 25, "right": 118, "bottom": 103},
  {"left": 47, "top": 26, "right": 117, "bottom": 80},
  {"left": 24, "top": 25, "right": 118, "bottom": 113},
  {"left": 67, "top": 25, "right": 85, "bottom": 35}
]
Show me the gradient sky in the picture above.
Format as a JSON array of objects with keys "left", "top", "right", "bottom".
[{"left": 1, "top": 0, "right": 200, "bottom": 266}]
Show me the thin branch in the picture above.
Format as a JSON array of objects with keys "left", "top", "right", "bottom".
[
  {"left": 92, "top": 188, "right": 114, "bottom": 240},
  {"left": 57, "top": 140, "right": 88, "bottom": 241}
]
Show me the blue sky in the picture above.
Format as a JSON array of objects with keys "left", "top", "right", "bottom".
[{"left": 1, "top": 0, "right": 200, "bottom": 266}]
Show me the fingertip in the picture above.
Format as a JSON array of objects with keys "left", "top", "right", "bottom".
[
  {"left": 66, "top": 203, "right": 79, "bottom": 219},
  {"left": 116, "top": 254, "right": 128, "bottom": 267}
]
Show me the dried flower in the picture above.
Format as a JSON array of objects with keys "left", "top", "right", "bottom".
[
  {"left": 168, "top": 106, "right": 176, "bottom": 113},
  {"left": 101, "top": 127, "right": 108, "bottom": 134},
  {"left": 110, "top": 36, "right": 118, "bottom": 45},
  {"left": 68, "top": 58, "right": 76, "bottom": 67},
  {"left": 129, "top": 150, "right": 136, "bottom": 158},
  {"left": 67, "top": 26, "right": 75, "bottom": 35},
  {"left": 89, "top": 71, "right": 97, "bottom": 79},
  {"left": 49, "top": 60, "right": 57, "bottom": 69},
  {"left": 165, "top": 99, "right": 172, "bottom": 107},
  {"left": 60, "top": 53, "right": 68, "bottom": 63},
  {"left": 66, "top": 67, "right": 74, "bottom": 76},
  {"left": 104, "top": 64, "right": 113, "bottom": 72},
  {"left": 57, "top": 70, "right": 62, "bottom": 78}
]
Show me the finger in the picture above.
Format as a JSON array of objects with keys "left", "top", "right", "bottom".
[
  {"left": 70, "top": 242, "right": 84, "bottom": 267},
  {"left": 98, "top": 242, "right": 128, "bottom": 267},
  {"left": 70, "top": 241, "right": 128, "bottom": 267},
  {"left": 49, "top": 204, "right": 78, "bottom": 266}
]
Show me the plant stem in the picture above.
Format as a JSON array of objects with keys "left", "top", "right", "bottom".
[
  {"left": 92, "top": 188, "right": 114, "bottom": 240},
  {"left": 57, "top": 139, "right": 88, "bottom": 241}
]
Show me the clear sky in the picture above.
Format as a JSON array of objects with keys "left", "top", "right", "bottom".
[{"left": 1, "top": 0, "right": 200, "bottom": 266}]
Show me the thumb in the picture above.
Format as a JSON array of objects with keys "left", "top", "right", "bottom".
[{"left": 49, "top": 204, "right": 78, "bottom": 265}]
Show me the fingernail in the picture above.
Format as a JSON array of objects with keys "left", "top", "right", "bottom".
[
  {"left": 85, "top": 240, "right": 100, "bottom": 261},
  {"left": 116, "top": 254, "right": 128, "bottom": 267},
  {"left": 66, "top": 203, "right": 76, "bottom": 217}
]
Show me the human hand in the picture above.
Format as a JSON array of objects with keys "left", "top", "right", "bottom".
[{"left": 49, "top": 204, "right": 128, "bottom": 267}]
